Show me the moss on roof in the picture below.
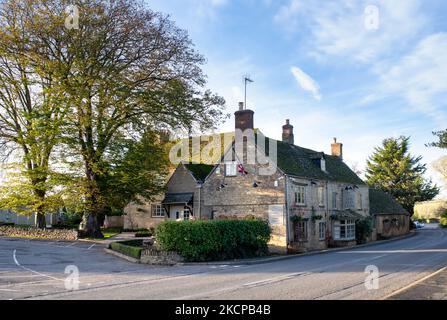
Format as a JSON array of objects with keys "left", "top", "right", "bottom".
[
  {"left": 184, "top": 164, "right": 215, "bottom": 182},
  {"left": 369, "top": 188, "right": 409, "bottom": 215},
  {"left": 177, "top": 130, "right": 365, "bottom": 185},
  {"left": 275, "top": 140, "right": 365, "bottom": 185}
]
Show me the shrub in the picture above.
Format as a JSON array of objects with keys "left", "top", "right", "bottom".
[
  {"left": 356, "top": 217, "right": 373, "bottom": 244},
  {"left": 110, "top": 240, "right": 144, "bottom": 259},
  {"left": 135, "top": 227, "right": 154, "bottom": 238},
  {"left": 155, "top": 220, "right": 271, "bottom": 262},
  {"left": 440, "top": 209, "right": 447, "bottom": 228}
]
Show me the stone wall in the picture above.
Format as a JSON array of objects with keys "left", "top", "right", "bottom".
[
  {"left": 104, "top": 216, "right": 124, "bottom": 228},
  {"left": 375, "top": 214, "right": 409, "bottom": 239},
  {"left": 0, "top": 226, "right": 78, "bottom": 240},
  {"left": 140, "top": 247, "right": 184, "bottom": 265},
  {"left": 123, "top": 194, "right": 165, "bottom": 230}
]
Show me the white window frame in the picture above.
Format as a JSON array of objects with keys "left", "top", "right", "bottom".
[
  {"left": 151, "top": 204, "right": 166, "bottom": 218},
  {"left": 225, "top": 161, "right": 237, "bottom": 177},
  {"left": 294, "top": 186, "right": 306, "bottom": 205},
  {"left": 294, "top": 220, "right": 308, "bottom": 241},
  {"left": 343, "top": 190, "right": 355, "bottom": 209},
  {"left": 334, "top": 220, "right": 355, "bottom": 240},
  {"left": 319, "top": 221, "right": 326, "bottom": 240}
]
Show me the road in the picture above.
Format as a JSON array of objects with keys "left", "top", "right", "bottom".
[{"left": 0, "top": 228, "right": 446, "bottom": 300}]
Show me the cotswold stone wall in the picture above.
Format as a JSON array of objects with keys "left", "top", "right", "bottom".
[
  {"left": 375, "top": 214, "right": 409, "bottom": 239},
  {"left": 0, "top": 226, "right": 78, "bottom": 240}
]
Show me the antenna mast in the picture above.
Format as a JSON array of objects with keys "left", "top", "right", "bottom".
[{"left": 244, "top": 75, "right": 254, "bottom": 110}]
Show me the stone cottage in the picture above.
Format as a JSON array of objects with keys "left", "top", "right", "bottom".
[
  {"left": 123, "top": 162, "right": 214, "bottom": 230},
  {"left": 199, "top": 104, "right": 369, "bottom": 253},
  {"left": 369, "top": 188, "right": 410, "bottom": 239},
  {"left": 124, "top": 103, "right": 408, "bottom": 254}
]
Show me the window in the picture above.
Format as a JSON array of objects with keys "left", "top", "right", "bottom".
[
  {"left": 225, "top": 162, "right": 237, "bottom": 176},
  {"left": 319, "top": 221, "right": 326, "bottom": 240},
  {"left": 317, "top": 187, "right": 324, "bottom": 206},
  {"left": 183, "top": 208, "right": 190, "bottom": 221},
  {"left": 343, "top": 190, "right": 355, "bottom": 209},
  {"left": 294, "top": 221, "right": 308, "bottom": 241},
  {"left": 294, "top": 186, "right": 306, "bottom": 205},
  {"left": 332, "top": 192, "right": 338, "bottom": 209},
  {"left": 334, "top": 220, "right": 355, "bottom": 240},
  {"left": 151, "top": 204, "right": 166, "bottom": 217},
  {"left": 357, "top": 193, "right": 363, "bottom": 210},
  {"left": 175, "top": 211, "right": 180, "bottom": 220}
]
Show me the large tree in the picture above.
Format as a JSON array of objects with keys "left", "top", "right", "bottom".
[
  {"left": 427, "top": 129, "right": 447, "bottom": 149},
  {"left": 366, "top": 136, "right": 439, "bottom": 214},
  {"left": 0, "top": 0, "right": 68, "bottom": 228},
  {"left": 20, "top": 0, "right": 226, "bottom": 237}
]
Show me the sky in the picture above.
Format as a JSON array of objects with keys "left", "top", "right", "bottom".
[{"left": 147, "top": 0, "right": 447, "bottom": 197}]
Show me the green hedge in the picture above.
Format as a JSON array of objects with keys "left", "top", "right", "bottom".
[
  {"left": 155, "top": 220, "right": 271, "bottom": 262},
  {"left": 110, "top": 240, "right": 144, "bottom": 259}
]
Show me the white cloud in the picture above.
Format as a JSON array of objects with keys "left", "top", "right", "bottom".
[
  {"left": 275, "top": 0, "right": 427, "bottom": 63},
  {"left": 374, "top": 33, "right": 447, "bottom": 125},
  {"left": 290, "top": 66, "right": 322, "bottom": 100}
]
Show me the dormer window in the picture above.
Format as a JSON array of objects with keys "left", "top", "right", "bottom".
[{"left": 320, "top": 158, "right": 326, "bottom": 172}]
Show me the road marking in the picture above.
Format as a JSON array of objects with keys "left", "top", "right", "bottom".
[
  {"left": 87, "top": 244, "right": 96, "bottom": 250},
  {"left": 380, "top": 265, "right": 447, "bottom": 300},
  {"left": 12, "top": 250, "right": 64, "bottom": 282},
  {"left": 65, "top": 242, "right": 77, "bottom": 247}
]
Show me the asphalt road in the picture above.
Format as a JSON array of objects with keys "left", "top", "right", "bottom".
[{"left": 0, "top": 228, "right": 446, "bottom": 300}]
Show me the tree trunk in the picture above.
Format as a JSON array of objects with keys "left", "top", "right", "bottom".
[
  {"left": 78, "top": 211, "right": 103, "bottom": 238},
  {"left": 35, "top": 212, "right": 46, "bottom": 229}
]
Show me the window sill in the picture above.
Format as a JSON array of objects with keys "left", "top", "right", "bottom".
[{"left": 151, "top": 216, "right": 166, "bottom": 219}]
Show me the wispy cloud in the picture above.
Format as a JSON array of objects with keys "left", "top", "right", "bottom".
[
  {"left": 374, "top": 33, "right": 447, "bottom": 125},
  {"left": 290, "top": 66, "right": 322, "bottom": 100},
  {"left": 275, "top": 0, "right": 427, "bottom": 63}
]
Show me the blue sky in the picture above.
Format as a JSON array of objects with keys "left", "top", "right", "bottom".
[{"left": 147, "top": 0, "right": 447, "bottom": 196}]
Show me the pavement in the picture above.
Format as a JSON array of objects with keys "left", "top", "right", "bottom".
[{"left": 0, "top": 227, "right": 446, "bottom": 300}]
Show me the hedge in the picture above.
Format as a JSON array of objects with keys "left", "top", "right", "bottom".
[
  {"left": 155, "top": 220, "right": 271, "bottom": 262},
  {"left": 110, "top": 240, "right": 144, "bottom": 259}
]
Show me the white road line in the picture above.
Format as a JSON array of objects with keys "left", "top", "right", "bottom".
[
  {"left": 12, "top": 250, "right": 64, "bottom": 282},
  {"left": 380, "top": 265, "right": 447, "bottom": 300},
  {"left": 87, "top": 244, "right": 96, "bottom": 250},
  {"left": 65, "top": 242, "right": 77, "bottom": 247}
]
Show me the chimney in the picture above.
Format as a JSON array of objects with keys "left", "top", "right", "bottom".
[
  {"left": 331, "top": 137, "right": 343, "bottom": 160},
  {"left": 234, "top": 102, "right": 254, "bottom": 131},
  {"left": 282, "top": 119, "right": 294, "bottom": 144}
]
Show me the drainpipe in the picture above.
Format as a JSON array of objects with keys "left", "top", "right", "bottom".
[
  {"left": 196, "top": 183, "right": 202, "bottom": 220},
  {"left": 284, "top": 174, "right": 290, "bottom": 249}
]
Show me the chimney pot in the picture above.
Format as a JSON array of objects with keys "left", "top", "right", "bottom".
[
  {"left": 282, "top": 119, "right": 294, "bottom": 145},
  {"left": 234, "top": 104, "right": 254, "bottom": 131},
  {"left": 331, "top": 138, "right": 343, "bottom": 160}
]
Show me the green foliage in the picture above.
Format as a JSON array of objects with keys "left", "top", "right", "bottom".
[
  {"left": 155, "top": 220, "right": 272, "bottom": 262},
  {"left": 440, "top": 210, "right": 447, "bottom": 228},
  {"left": 110, "top": 240, "right": 144, "bottom": 259},
  {"left": 356, "top": 217, "right": 373, "bottom": 244},
  {"left": 427, "top": 129, "right": 447, "bottom": 149},
  {"left": 135, "top": 227, "right": 155, "bottom": 238},
  {"left": 366, "top": 136, "right": 439, "bottom": 214}
]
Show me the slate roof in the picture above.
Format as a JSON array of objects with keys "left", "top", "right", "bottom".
[
  {"left": 331, "top": 209, "right": 365, "bottom": 220},
  {"left": 184, "top": 164, "right": 215, "bottom": 183},
  {"left": 177, "top": 130, "right": 365, "bottom": 185},
  {"left": 369, "top": 189, "right": 409, "bottom": 215},
  {"left": 274, "top": 140, "right": 365, "bottom": 185},
  {"left": 162, "top": 192, "right": 194, "bottom": 205}
]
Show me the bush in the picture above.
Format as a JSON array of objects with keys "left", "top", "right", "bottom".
[
  {"left": 110, "top": 240, "right": 144, "bottom": 259},
  {"left": 135, "top": 227, "right": 154, "bottom": 238},
  {"left": 440, "top": 210, "right": 447, "bottom": 228},
  {"left": 356, "top": 217, "right": 373, "bottom": 244},
  {"left": 155, "top": 220, "right": 271, "bottom": 262}
]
